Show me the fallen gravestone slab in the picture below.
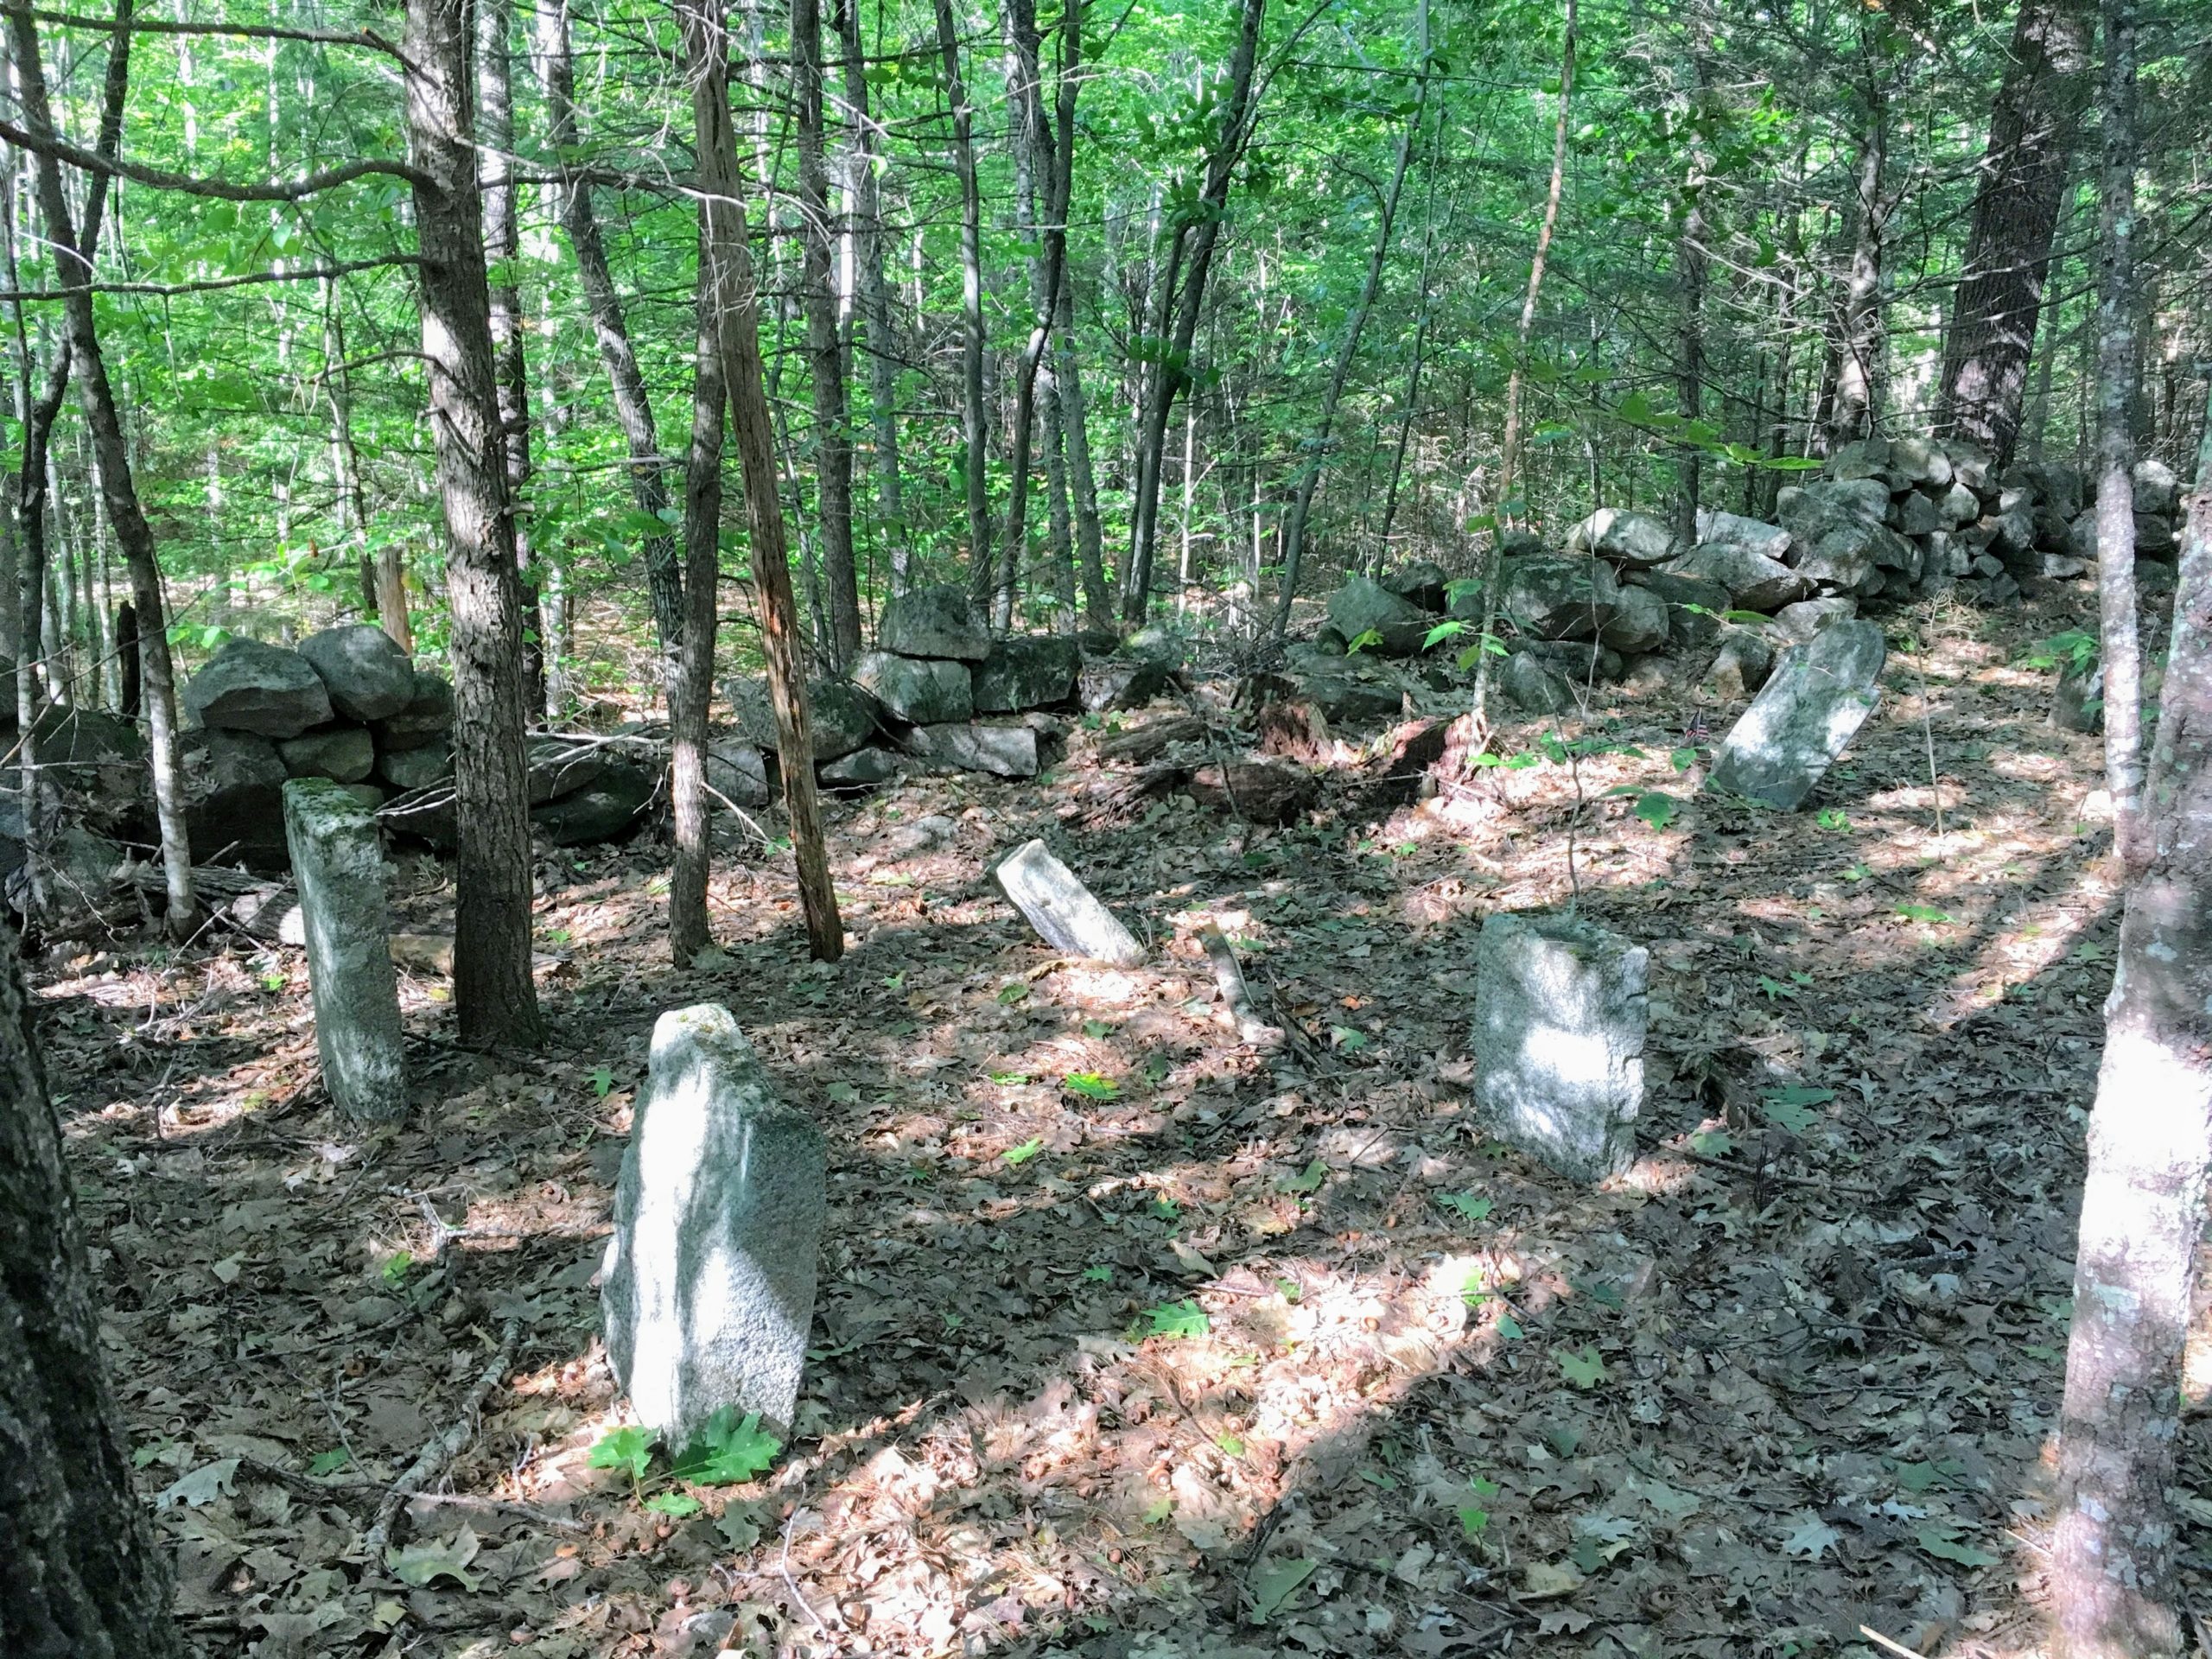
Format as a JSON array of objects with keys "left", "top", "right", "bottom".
[
  {"left": 281, "top": 779, "right": 406, "bottom": 1122},
  {"left": 994, "top": 838, "right": 1145, "bottom": 966},
  {"left": 1707, "top": 618, "right": 1885, "bottom": 810},
  {"left": 601, "top": 1005, "right": 826, "bottom": 1443},
  {"left": 1473, "top": 912, "right": 1647, "bottom": 1183}
]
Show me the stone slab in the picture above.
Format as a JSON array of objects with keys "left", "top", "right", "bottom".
[
  {"left": 994, "top": 838, "right": 1144, "bottom": 966},
  {"left": 281, "top": 778, "right": 405, "bottom": 1122},
  {"left": 1708, "top": 618, "right": 1885, "bottom": 810}
]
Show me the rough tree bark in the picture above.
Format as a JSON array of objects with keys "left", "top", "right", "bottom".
[
  {"left": 478, "top": 0, "right": 543, "bottom": 714},
  {"left": 683, "top": 0, "right": 843, "bottom": 963},
  {"left": 1, "top": 925, "right": 184, "bottom": 1658},
  {"left": 1671, "top": 16, "right": 1713, "bottom": 542},
  {"left": 835, "top": 0, "right": 909, "bottom": 596},
  {"left": 2089, "top": 0, "right": 2145, "bottom": 872},
  {"left": 1936, "top": 0, "right": 2092, "bottom": 465},
  {"left": 2050, "top": 385, "right": 2212, "bottom": 1659},
  {"left": 10, "top": 0, "right": 194, "bottom": 933},
  {"left": 534, "top": 0, "right": 682, "bottom": 669},
  {"left": 1492, "top": 0, "right": 1573, "bottom": 529},
  {"left": 1824, "top": 46, "right": 1890, "bottom": 453},
  {"left": 792, "top": 0, "right": 859, "bottom": 664},
  {"left": 1121, "top": 0, "right": 1266, "bottom": 624},
  {"left": 405, "top": 0, "right": 543, "bottom": 1046}
]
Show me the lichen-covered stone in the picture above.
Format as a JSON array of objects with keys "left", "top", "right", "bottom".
[{"left": 281, "top": 779, "right": 405, "bottom": 1122}]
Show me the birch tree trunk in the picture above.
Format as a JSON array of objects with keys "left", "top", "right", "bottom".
[
  {"left": 835, "top": 0, "right": 909, "bottom": 596},
  {"left": 2050, "top": 379, "right": 2212, "bottom": 1659},
  {"left": 405, "top": 0, "right": 543, "bottom": 1047},
  {"left": 2088, "top": 0, "right": 2146, "bottom": 872}
]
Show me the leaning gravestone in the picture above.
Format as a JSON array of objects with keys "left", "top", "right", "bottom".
[
  {"left": 995, "top": 839, "right": 1145, "bottom": 966},
  {"left": 1707, "top": 618, "right": 1886, "bottom": 810},
  {"left": 601, "top": 1006, "right": 826, "bottom": 1444},
  {"left": 280, "top": 779, "right": 406, "bottom": 1122},
  {"left": 1473, "top": 912, "right": 1648, "bottom": 1183}
]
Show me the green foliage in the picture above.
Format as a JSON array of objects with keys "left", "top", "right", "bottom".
[
  {"left": 671, "top": 1408, "right": 782, "bottom": 1486},
  {"left": 1063, "top": 1071, "right": 1121, "bottom": 1100},
  {"left": 1139, "top": 1299, "right": 1211, "bottom": 1339},
  {"left": 588, "top": 1426, "right": 654, "bottom": 1485},
  {"left": 1001, "top": 1136, "right": 1046, "bottom": 1166},
  {"left": 2023, "top": 630, "right": 2100, "bottom": 672}
]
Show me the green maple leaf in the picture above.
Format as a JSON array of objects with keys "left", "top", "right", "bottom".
[
  {"left": 1560, "top": 1346, "right": 1607, "bottom": 1389},
  {"left": 588, "top": 1426, "right": 653, "bottom": 1484},
  {"left": 671, "top": 1408, "right": 781, "bottom": 1486}
]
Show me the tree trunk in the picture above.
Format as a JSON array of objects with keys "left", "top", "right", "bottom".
[
  {"left": 1270, "top": 48, "right": 1422, "bottom": 638},
  {"left": 1672, "top": 32, "right": 1712, "bottom": 542},
  {"left": 1825, "top": 54, "right": 1889, "bottom": 454},
  {"left": 321, "top": 287, "right": 377, "bottom": 626},
  {"left": 2050, "top": 378, "right": 2212, "bottom": 1659},
  {"left": 10, "top": 0, "right": 194, "bottom": 934},
  {"left": 684, "top": 0, "right": 843, "bottom": 963},
  {"left": 405, "top": 0, "right": 543, "bottom": 1047},
  {"left": 2089, "top": 0, "right": 2146, "bottom": 872},
  {"left": 1, "top": 926, "right": 184, "bottom": 1659},
  {"left": 1121, "top": 0, "right": 1266, "bottom": 624},
  {"left": 534, "top": 0, "right": 682, "bottom": 670},
  {"left": 793, "top": 0, "right": 859, "bottom": 664},
  {"left": 933, "top": 0, "right": 993, "bottom": 616},
  {"left": 835, "top": 0, "right": 909, "bottom": 597},
  {"left": 670, "top": 137, "right": 728, "bottom": 965},
  {"left": 1936, "top": 0, "right": 2092, "bottom": 466},
  {"left": 478, "top": 0, "right": 543, "bottom": 714}
]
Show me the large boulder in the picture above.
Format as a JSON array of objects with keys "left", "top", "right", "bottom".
[
  {"left": 1281, "top": 647, "right": 1409, "bottom": 722},
  {"left": 1780, "top": 477, "right": 1891, "bottom": 537},
  {"left": 1514, "top": 639, "right": 1624, "bottom": 684},
  {"left": 185, "top": 639, "right": 332, "bottom": 738},
  {"left": 1705, "top": 627, "right": 1775, "bottom": 699},
  {"left": 1768, "top": 597, "right": 1859, "bottom": 645},
  {"left": 2133, "top": 458, "right": 2180, "bottom": 518},
  {"left": 277, "top": 725, "right": 375, "bottom": 784},
  {"left": 1379, "top": 559, "right": 1450, "bottom": 613},
  {"left": 0, "top": 706, "right": 148, "bottom": 834},
  {"left": 973, "top": 635, "right": 1080, "bottom": 713},
  {"left": 1565, "top": 508, "right": 1681, "bottom": 570},
  {"left": 1327, "top": 575, "right": 1436, "bottom": 656},
  {"left": 902, "top": 721, "right": 1039, "bottom": 778},
  {"left": 1707, "top": 620, "right": 1885, "bottom": 810},
  {"left": 1823, "top": 438, "right": 1891, "bottom": 482},
  {"left": 1497, "top": 651, "right": 1574, "bottom": 714},
  {"left": 372, "top": 670, "right": 455, "bottom": 750},
  {"left": 1634, "top": 570, "right": 1732, "bottom": 650},
  {"left": 183, "top": 728, "right": 291, "bottom": 868},
  {"left": 297, "top": 625, "right": 415, "bottom": 721},
  {"left": 1495, "top": 556, "right": 1619, "bottom": 640},
  {"left": 1667, "top": 543, "right": 1812, "bottom": 613},
  {"left": 2004, "top": 461, "right": 2085, "bottom": 522},
  {"left": 528, "top": 738, "right": 610, "bottom": 804},
  {"left": 707, "top": 734, "right": 771, "bottom": 807},
  {"left": 818, "top": 747, "right": 904, "bottom": 790},
  {"left": 1887, "top": 436, "right": 1952, "bottom": 489},
  {"left": 854, "top": 649, "right": 975, "bottom": 724},
  {"left": 532, "top": 761, "right": 654, "bottom": 845},
  {"left": 1694, "top": 509, "right": 1794, "bottom": 563},
  {"left": 728, "top": 675, "right": 881, "bottom": 760},
  {"left": 1077, "top": 655, "right": 1171, "bottom": 712},
  {"left": 377, "top": 739, "right": 453, "bottom": 792},
  {"left": 878, "top": 583, "right": 989, "bottom": 661},
  {"left": 1597, "top": 582, "right": 1669, "bottom": 655}
]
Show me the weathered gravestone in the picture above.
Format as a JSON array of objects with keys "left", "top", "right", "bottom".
[
  {"left": 601, "top": 1006, "right": 826, "bottom": 1444},
  {"left": 1707, "top": 618, "right": 1886, "bottom": 810},
  {"left": 1473, "top": 912, "right": 1648, "bottom": 1182},
  {"left": 280, "top": 779, "right": 406, "bottom": 1122},
  {"left": 994, "top": 839, "right": 1145, "bottom": 966}
]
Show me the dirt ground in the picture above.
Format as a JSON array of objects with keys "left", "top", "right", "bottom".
[{"left": 35, "top": 588, "right": 2206, "bottom": 1659}]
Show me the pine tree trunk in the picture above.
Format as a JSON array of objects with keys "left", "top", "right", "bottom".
[
  {"left": 835, "top": 0, "right": 910, "bottom": 597},
  {"left": 406, "top": 0, "right": 543, "bottom": 1047},
  {"left": 684, "top": 0, "right": 843, "bottom": 963},
  {"left": 535, "top": 0, "right": 682, "bottom": 669},
  {"left": 792, "top": 0, "right": 859, "bottom": 664},
  {"left": 1, "top": 925, "right": 184, "bottom": 1659},
  {"left": 479, "top": 0, "right": 543, "bottom": 714},
  {"left": 10, "top": 0, "right": 194, "bottom": 934},
  {"left": 1825, "top": 55, "right": 1889, "bottom": 453},
  {"left": 2050, "top": 380, "right": 2212, "bottom": 1659},
  {"left": 1936, "top": 0, "right": 2092, "bottom": 465}
]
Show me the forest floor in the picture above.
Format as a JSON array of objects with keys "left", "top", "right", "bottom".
[{"left": 34, "top": 587, "right": 2206, "bottom": 1659}]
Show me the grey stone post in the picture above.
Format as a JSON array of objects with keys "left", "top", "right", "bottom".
[
  {"left": 601, "top": 1005, "right": 826, "bottom": 1445},
  {"left": 280, "top": 778, "right": 407, "bottom": 1122},
  {"left": 1473, "top": 912, "right": 1648, "bottom": 1182},
  {"left": 993, "top": 838, "right": 1145, "bottom": 965}
]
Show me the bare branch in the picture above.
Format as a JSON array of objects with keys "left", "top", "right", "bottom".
[
  {"left": 0, "top": 116, "right": 431, "bottom": 199},
  {"left": 21, "top": 5, "right": 402, "bottom": 55},
  {"left": 0, "top": 253, "right": 421, "bottom": 302}
]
